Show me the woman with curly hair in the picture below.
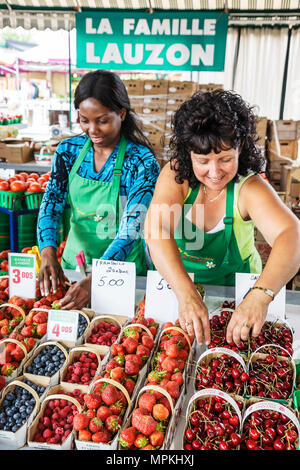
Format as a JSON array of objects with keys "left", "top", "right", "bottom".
[{"left": 145, "top": 89, "right": 300, "bottom": 346}]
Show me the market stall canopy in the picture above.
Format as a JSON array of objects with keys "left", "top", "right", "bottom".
[{"left": 0, "top": 0, "right": 300, "bottom": 30}]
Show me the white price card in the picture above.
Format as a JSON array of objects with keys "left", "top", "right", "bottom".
[
  {"left": 144, "top": 270, "right": 194, "bottom": 324},
  {"left": 91, "top": 259, "right": 136, "bottom": 316},
  {"left": 235, "top": 272, "right": 286, "bottom": 320},
  {"left": 47, "top": 309, "right": 79, "bottom": 342},
  {"left": 8, "top": 253, "right": 36, "bottom": 299}
]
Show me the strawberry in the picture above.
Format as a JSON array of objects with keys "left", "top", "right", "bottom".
[
  {"left": 89, "top": 417, "right": 104, "bottom": 433},
  {"left": 134, "top": 433, "right": 149, "bottom": 449},
  {"left": 123, "top": 337, "right": 139, "bottom": 354},
  {"left": 36, "top": 323, "right": 47, "bottom": 337},
  {"left": 84, "top": 393, "right": 102, "bottom": 409},
  {"left": 105, "top": 414, "right": 122, "bottom": 433},
  {"left": 136, "top": 344, "right": 151, "bottom": 360},
  {"left": 97, "top": 406, "right": 113, "bottom": 422},
  {"left": 124, "top": 378, "right": 136, "bottom": 395},
  {"left": 91, "top": 429, "right": 112, "bottom": 443},
  {"left": 142, "top": 335, "right": 154, "bottom": 349},
  {"left": 152, "top": 404, "right": 169, "bottom": 421},
  {"left": 73, "top": 413, "right": 90, "bottom": 431},
  {"left": 166, "top": 380, "right": 180, "bottom": 399},
  {"left": 119, "top": 426, "right": 137, "bottom": 448},
  {"left": 138, "top": 393, "right": 156, "bottom": 413},
  {"left": 132, "top": 408, "right": 157, "bottom": 436},
  {"left": 101, "top": 384, "right": 119, "bottom": 406},
  {"left": 149, "top": 430, "right": 165, "bottom": 447},
  {"left": 78, "top": 429, "right": 92, "bottom": 441},
  {"left": 125, "top": 360, "right": 140, "bottom": 376}
]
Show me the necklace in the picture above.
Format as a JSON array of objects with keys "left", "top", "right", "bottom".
[{"left": 203, "top": 185, "right": 225, "bottom": 203}]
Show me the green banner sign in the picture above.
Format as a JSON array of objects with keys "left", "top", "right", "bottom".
[{"left": 76, "top": 10, "right": 228, "bottom": 72}]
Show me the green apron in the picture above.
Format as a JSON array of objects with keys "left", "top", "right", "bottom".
[
  {"left": 174, "top": 180, "right": 252, "bottom": 286},
  {"left": 61, "top": 136, "right": 147, "bottom": 275}
]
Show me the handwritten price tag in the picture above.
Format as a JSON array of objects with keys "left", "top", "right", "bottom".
[
  {"left": 91, "top": 259, "right": 136, "bottom": 316},
  {"left": 8, "top": 253, "right": 36, "bottom": 299},
  {"left": 235, "top": 272, "right": 286, "bottom": 320},
  {"left": 145, "top": 270, "right": 194, "bottom": 323},
  {"left": 47, "top": 310, "right": 79, "bottom": 342}
]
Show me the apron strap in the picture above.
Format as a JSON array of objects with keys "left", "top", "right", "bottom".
[
  {"left": 69, "top": 137, "right": 92, "bottom": 186},
  {"left": 223, "top": 179, "right": 235, "bottom": 249},
  {"left": 110, "top": 135, "right": 127, "bottom": 200}
]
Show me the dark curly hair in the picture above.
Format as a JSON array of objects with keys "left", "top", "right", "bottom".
[{"left": 169, "top": 89, "right": 265, "bottom": 189}]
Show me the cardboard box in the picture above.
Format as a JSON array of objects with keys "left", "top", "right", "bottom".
[
  {"left": 123, "top": 79, "right": 144, "bottom": 96},
  {"left": 269, "top": 120, "right": 298, "bottom": 141},
  {"left": 267, "top": 139, "right": 298, "bottom": 161},
  {"left": 143, "top": 79, "right": 169, "bottom": 95},
  {"left": 0, "top": 139, "right": 34, "bottom": 163}
]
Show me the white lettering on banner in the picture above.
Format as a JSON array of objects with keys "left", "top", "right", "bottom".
[
  {"left": 102, "top": 43, "right": 123, "bottom": 64},
  {"left": 145, "top": 44, "right": 164, "bottom": 65},
  {"left": 120, "top": 18, "right": 216, "bottom": 36},
  {"left": 180, "top": 19, "right": 191, "bottom": 35},
  {"left": 124, "top": 44, "right": 144, "bottom": 64},
  {"left": 204, "top": 19, "right": 216, "bottom": 35},
  {"left": 85, "top": 18, "right": 113, "bottom": 34},
  {"left": 191, "top": 44, "right": 214, "bottom": 66},
  {"left": 86, "top": 42, "right": 100, "bottom": 63},
  {"left": 151, "top": 18, "right": 171, "bottom": 35},
  {"left": 166, "top": 43, "right": 190, "bottom": 66},
  {"left": 134, "top": 19, "right": 151, "bottom": 35},
  {"left": 123, "top": 18, "right": 135, "bottom": 35},
  {"left": 85, "top": 43, "right": 215, "bottom": 67}
]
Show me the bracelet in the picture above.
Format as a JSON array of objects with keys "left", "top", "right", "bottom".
[{"left": 250, "top": 286, "right": 275, "bottom": 300}]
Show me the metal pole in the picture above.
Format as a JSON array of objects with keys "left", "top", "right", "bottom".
[{"left": 68, "top": 27, "right": 72, "bottom": 131}]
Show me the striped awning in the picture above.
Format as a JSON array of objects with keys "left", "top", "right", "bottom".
[{"left": 0, "top": 0, "right": 300, "bottom": 30}]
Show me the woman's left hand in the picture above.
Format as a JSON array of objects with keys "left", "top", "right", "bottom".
[
  {"left": 58, "top": 275, "right": 91, "bottom": 310},
  {"left": 226, "top": 289, "right": 272, "bottom": 346}
]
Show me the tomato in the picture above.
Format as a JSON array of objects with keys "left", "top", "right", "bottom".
[
  {"left": 10, "top": 180, "right": 26, "bottom": 192},
  {"left": 0, "top": 181, "right": 10, "bottom": 191},
  {"left": 18, "top": 172, "right": 28, "bottom": 180},
  {"left": 28, "top": 173, "right": 39, "bottom": 181},
  {"left": 27, "top": 182, "right": 42, "bottom": 193}
]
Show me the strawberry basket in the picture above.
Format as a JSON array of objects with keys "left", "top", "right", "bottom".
[
  {"left": 241, "top": 398, "right": 300, "bottom": 450},
  {"left": 194, "top": 347, "right": 248, "bottom": 397},
  {"left": 0, "top": 379, "right": 40, "bottom": 448},
  {"left": 74, "top": 377, "right": 132, "bottom": 450},
  {"left": 0, "top": 338, "right": 28, "bottom": 385},
  {"left": 182, "top": 388, "right": 243, "bottom": 450},
  {"left": 118, "top": 384, "right": 175, "bottom": 450},
  {"left": 60, "top": 345, "right": 103, "bottom": 394}
]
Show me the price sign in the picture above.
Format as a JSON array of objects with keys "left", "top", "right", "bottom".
[
  {"left": 235, "top": 272, "right": 286, "bottom": 320},
  {"left": 91, "top": 259, "right": 136, "bottom": 316},
  {"left": 145, "top": 270, "right": 194, "bottom": 323},
  {"left": 47, "top": 310, "right": 79, "bottom": 342},
  {"left": 8, "top": 253, "right": 36, "bottom": 299}
]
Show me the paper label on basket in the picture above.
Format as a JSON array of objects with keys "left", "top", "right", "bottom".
[
  {"left": 235, "top": 272, "right": 286, "bottom": 319},
  {"left": 144, "top": 270, "right": 194, "bottom": 323},
  {"left": 8, "top": 253, "right": 36, "bottom": 299},
  {"left": 91, "top": 259, "right": 136, "bottom": 317},
  {"left": 46, "top": 309, "right": 79, "bottom": 342}
]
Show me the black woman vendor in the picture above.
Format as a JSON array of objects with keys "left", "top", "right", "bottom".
[
  {"left": 144, "top": 90, "right": 300, "bottom": 346},
  {"left": 37, "top": 70, "right": 160, "bottom": 310}
]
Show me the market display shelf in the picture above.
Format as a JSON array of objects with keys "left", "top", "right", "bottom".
[{"left": 0, "top": 161, "right": 51, "bottom": 173}]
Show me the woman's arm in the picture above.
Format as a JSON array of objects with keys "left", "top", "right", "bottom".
[
  {"left": 226, "top": 175, "right": 300, "bottom": 345},
  {"left": 144, "top": 164, "right": 211, "bottom": 345}
]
